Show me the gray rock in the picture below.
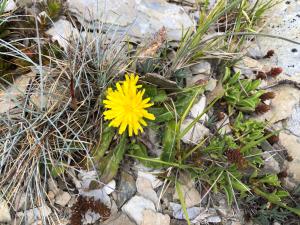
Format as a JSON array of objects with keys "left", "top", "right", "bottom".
[
  {"left": 262, "top": 152, "right": 281, "bottom": 174},
  {"left": 83, "top": 210, "right": 101, "bottom": 224},
  {"left": 0, "top": 200, "right": 11, "bottom": 223},
  {"left": 4, "top": 0, "right": 16, "bottom": 12},
  {"left": 78, "top": 170, "right": 98, "bottom": 189},
  {"left": 16, "top": 205, "right": 52, "bottom": 225},
  {"left": 102, "top": 180, "right": 116, "bottom": 195},
  {"left": 180, "top": 118, "right": 210, "bottom": 145},
  {"left": 48, "top": 179, "right": 60, "bottom": 195},
  {"left": 80, "top": 188, "right": 112, "bottom": 208},
  {"left": 170, "top": 202, "right": 200, "bottom": 220},
  {"left": 115, "top": 171, "right": 137, "bottom": 207},
  {"left": 103, "top": 212, "right": 136, "bottom": 225},
  {"left": 122, "top": 195, "right": 155, "bottom": 225},
  {"left": 173, "top": 175, "right": 201, "bottom": 208},
  {"left": 142, "top": 209, "right": 170, "bottom": 225},
  {"left": 191, "top": 208, "right": 220, "bottom": 223},
  {"left": 137, "top": 171, "right": 163, "bottom": 189},
  {"left": 0, "top": 72, "right": 35, "bottom": 114},
  {"left": 255, "top": 0, "right": 300, "bottom": 78},
  {"left": 190, "top": 61, "right": 211, "bottom": 75},
  {"left": 55, "top": 191, "right": 71, "bottom": 207},
  {"left": 207, "top": 215, "right": 222, "bottom": 223},
  {"left": 77, "top": 171, "right": 114, "bottom": 207},
  {"left": 286, "top": 104, "right": 300, "bottom": 137},
  {"left": 170, "top": 219, "right": 188, "bottom": 225},
  {"left": 68, "top": 0, "right": 194, "bottom": 41},
  {"left": 190, "top": 95, "right": 207, "bottom": 120},
  {"left": 46, "top": 19, "right": 79, "bottom": 51},
  {"left": 279, "top": 132, "right": 300, "bottom": 183},
  {"left": 233, "top": 56, "right": 270, "bottom": 79},
  {"left": 186, "top": 74, "right": 207, "bottom": 87},
  {"left": 136, "top": 176, "right": 159, "bottom": 205},
  {"left": 254, "top": 86, "right": 300, "bottom": 124},
  {"left": 205, "top": 78, "right": 217, "bottom": 92}
]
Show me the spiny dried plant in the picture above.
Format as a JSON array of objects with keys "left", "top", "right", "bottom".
[{"left": 70, "top": 196, "right": 110, "bottom": 225}]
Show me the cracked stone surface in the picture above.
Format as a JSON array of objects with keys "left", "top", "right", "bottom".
[{"left": 67, "top": 0, "right": 194, "bottom": 41}]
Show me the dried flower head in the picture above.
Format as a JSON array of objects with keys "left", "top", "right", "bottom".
[
  {"left": 266, "top": 67, "right": 283, "bottom": 77},
  {"left": 217, "top": 111, "right": 226, "bottom": 121},
  {"left": 195, "top": 79, "right": 208, "bottom": 86},
  {"left": 277, "top": 170, "right": 288, "bottom": 179},
  {"left": 263, "top": 50, "right": 275, "bottom": 58},
  {"left": 260, "top": 92, "right": 276, "bottom": 101},
  {"left": 255, "top": 103, "right": 271, "bottom": 114},
  {"left": 103, "top": 74, "right": 155, "bottom": 136},
  {"left": 226, "top": 149, "right": 247, "bottom": 169},
  {"left": 267, "top": 135, "right": 279, "bottom": 145},
  {"left": 286, "top": 155, "right": 294, "bottom": 162},
  {"left": 256, "top": 71, "right": 267, "bottom": 80}
]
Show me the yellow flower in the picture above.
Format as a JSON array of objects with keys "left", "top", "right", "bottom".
[{"left": 103, "top": 74, "right": 155, "bottom": 136}]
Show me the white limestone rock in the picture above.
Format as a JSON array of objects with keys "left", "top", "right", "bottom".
[
  {"left": 0, "top": 200, "right": 11, "bottom": 223},
  {"left": 0, "top": 72, "right": 35, "bottom": 114},
  {"left": 279, "top": 132, "right": 300, "bottom": 183},
  {"left": 190, "top": 61, "right": 211, "bottom": 75},
  {"left": 254, "top": 86, "right": 300, "bottom": 124},
  {"left": 46, "top": 19, "right": 79, "bottom": 51},
  {"left": 137, "top": 171, "right": 163, "bottom": 189},
  {"left": 67, "top": 0, "right": 194, "bottom": 41},
  {"left": 170, "top": 202, "right": 200, "bottom": 220},
  {"left": 136, "top": 176, "right": 159, "bottom": 205},
  {"left": 255, "top": 0, "right": 300, "bottom": 79},
  {"left": 190, "top": 95, "right": 207, "bottom": 120},
  {"left": 16, "top": 205, "right": 52, "bottom": 225},
  {"left": 4, "top": 0, "right": 16, "bottom": 12},
  {"left": 122, "top": 195, "right": 155, "bottom": 225},
  {"left": 180, "top": 118, "right": 210, "bottom": 145},
  {"left": 142, "top": 210, "right": 170, "bottom": 225},
  {"left": 55, "top": 191, "right": 71, "bottom": 207}
]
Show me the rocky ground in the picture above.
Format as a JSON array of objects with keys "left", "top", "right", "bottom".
[{"left": 1, "top": 0, "right": 300, "bottom": 225}]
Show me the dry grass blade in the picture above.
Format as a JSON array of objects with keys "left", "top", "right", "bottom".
[{"left": 0, "top": 15, "right": 130, "bottom": 223}]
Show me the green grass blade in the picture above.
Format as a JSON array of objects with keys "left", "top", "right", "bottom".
[{"left": 176, "top": 181, "right": 191, "bottom": 225}]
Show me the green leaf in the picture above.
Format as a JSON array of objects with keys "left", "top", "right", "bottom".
[
  {"left": 227, "top": 71, "right": 241, "bottom": 85},
  {"left": 276, "top": 190, "right": 290, "bottom": 198},
  {"left": 152, "top": 89, "right": 168, "bottom": 102},
  {"left": 161, "top": 120, "right": 177, "bottom": 163},
  {"left": 51, "top": 165, "right": 65, "bottom": 178},
  {"left": 100, "top": 133, "right": 127, "bottom": 183},
  {"left": 222, "top": 67, "right": 231, "bottom": 83},
  {"left": 232, "top": 179, "right": 249, "bottom": 193},
  {"left": 176, "top": 182, "right": 191, "bottom": 225},
  {"left": 223, "top": 184, "right": 234, "bottom": 206},
  {"left": 149, "top": 107, "right": 174, "bottom": 123},
  {"left": 129, "top": 142, "right": 162, "bottom": 168},
  {"left": 92, "top": 125, "right": 115, "bottom": 162},
  {"left": 258, "top": 174, "right": 281, "bottom": 187}
]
